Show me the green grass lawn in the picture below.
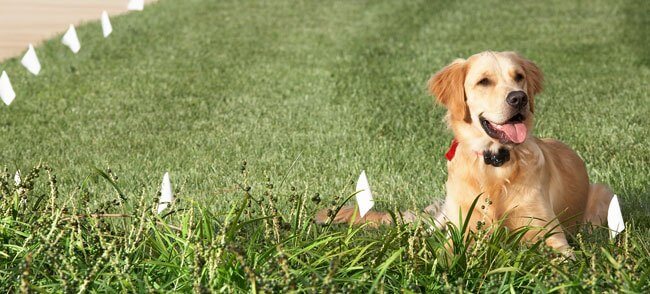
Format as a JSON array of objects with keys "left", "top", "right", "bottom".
[{"left": 0, "top": 0, "right": 648, "bottom": 291}]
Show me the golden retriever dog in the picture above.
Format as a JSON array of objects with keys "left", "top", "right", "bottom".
[{"left": 316, "top": 51, "right": 614, "bottom": 255}]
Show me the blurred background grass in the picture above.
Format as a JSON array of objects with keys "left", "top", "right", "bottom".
[{"left": 0, "top": 0, "right": 647, "bottom": 225}]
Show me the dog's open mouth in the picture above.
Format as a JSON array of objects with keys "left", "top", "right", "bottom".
[{"left": 480, "top": 113, "right": 527, "bottom": 144}]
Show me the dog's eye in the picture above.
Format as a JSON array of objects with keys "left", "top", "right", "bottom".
[
  {"left": 477, "top": 78, "right": 491, "bottom": 86},
  {"left": 514, "top": 73, "right": 524, "bottom": 82}
]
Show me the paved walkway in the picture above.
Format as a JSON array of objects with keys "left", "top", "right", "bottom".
[{"left": 0, "top": 0, "right": 155, "bottom": 61}]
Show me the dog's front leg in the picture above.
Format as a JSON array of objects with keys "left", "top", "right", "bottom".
[{"left": 511, "top": 205, "right": 574, "bottom": 258}]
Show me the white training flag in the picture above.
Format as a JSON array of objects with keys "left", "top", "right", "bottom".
[
  {"left": 355, "top": 170, "right": 374, "bottom": 218},
  {"left": 127, "top": 0, "right": 144, "bottom": 11},
  {"left": 607, "top": 194, "right": 624, "bottom": 239},
  {"left": 62, "top": 25, "right": 81, "bottom": 53},
  {"left": 21, "top": 44, "right": 41, "bottom": 75},
  {"left": 14, "top": 170, "right": 21, "bottom": 185},
  {"left": 101, "top": 11, "right": 112, "bottom": 38},
  {"left": 157, "top": 172, "right": 173, "bottom": 214},
  {"left": 0, "top": 71, "right": 16, "bottom": 105}
]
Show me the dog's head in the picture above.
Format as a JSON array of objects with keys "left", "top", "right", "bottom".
[{"left": 428, "top": 51, "right": 543, "bottom": 150}]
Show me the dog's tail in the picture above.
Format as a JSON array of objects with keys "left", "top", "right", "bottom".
[
  {"left": 314, "top": 199, "right": 444, "bottom": 226},
  {"left": 583, "top": 183, "right": 614, "bottom": 226},
  {"left": 314, "top": 206, "right": 394, "bottom": 226}
]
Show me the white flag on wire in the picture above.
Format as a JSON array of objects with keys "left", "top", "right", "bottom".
[
  {"left": 62, "top": 24, "right": 81, "bottom": 53},
  {"left": 0, "top": 71, "right": 16, "bottom": 105},
  {"left": 101, "top": 11, "right": 113, "bottom": 38},
  {"left": 355, "top": 170, "right": 375, "bottom": 218},
  {"left": 128, "top": 0, "right": 145, "bottom": 11},
  {"left": 21, "top": 44, "right": 41, "bottom": 75},
  {"left": 607, "top": 195, "right": 625, "bottom": 239},
  {"left": 157, "top": 172, "right": 174, "bottom": 214}
]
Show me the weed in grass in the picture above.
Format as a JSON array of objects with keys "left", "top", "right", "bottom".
[{"left": 0, "top": 164, "right": 647, "bottom": 292}]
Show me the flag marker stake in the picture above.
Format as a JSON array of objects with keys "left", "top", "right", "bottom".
[
  {"left": 0, "top": 71, "right": 16, "bottom": 106},
  {"left": 157, "top": 172, "right": 174, "bottom": 214},
  {"left": 607, "top": 194, "right": 625, "bottom": 239},
  {"left": 355, "top": 170, "right": 374, "bottom": 218},
  {"left": 101, "top": 11, "right": 113, "bottom": 38},
  {"left": 62, "top": 24, "right": 81, "bottom": 53},
  {"left": 21, "top": 44, "right": 41, "bottom": 75}
]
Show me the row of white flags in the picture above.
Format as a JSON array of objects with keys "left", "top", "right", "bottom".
[
  {"left": 11, "top": 162, "right": 625, "bottom": 237},
  {"left": 0, "top": 0, "right": 145, "bottom": 106},
  {"left": 9, "top": 165, "right": 629, "bottom": 237}
]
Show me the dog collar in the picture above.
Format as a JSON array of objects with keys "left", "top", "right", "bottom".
[
  {"left": 445, "top": 139, "right": 510, "bottom": 167},
  {"left": 445, "top": 139, "right": 459, "bottom": 161}
]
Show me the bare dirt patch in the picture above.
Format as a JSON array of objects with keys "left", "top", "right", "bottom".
[{"left": 0, "top": 0, "right": 155, "bottom": 61}]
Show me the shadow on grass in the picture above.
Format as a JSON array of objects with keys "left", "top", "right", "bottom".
[{"left": 621, "top": 0, "right": 650, "bottom": 67}]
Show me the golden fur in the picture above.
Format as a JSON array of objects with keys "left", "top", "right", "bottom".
[{"left": 315, "top": 51, "right": 613, "bottom": 254}]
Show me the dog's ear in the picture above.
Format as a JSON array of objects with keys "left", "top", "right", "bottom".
[
  {"left": 507, "top": 52, "right": 544, "bottom": 113},
  {"left": 428, "top": 59, "right": 470, "bottom": 122}
]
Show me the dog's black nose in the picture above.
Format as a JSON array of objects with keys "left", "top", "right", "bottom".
[{"left": 506, "top": 91, "right": 528, "bottom": 109}]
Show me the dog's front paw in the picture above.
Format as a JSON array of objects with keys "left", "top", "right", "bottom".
[
  {"left": 424, "top": 199, "right": 445, "bottom": 215},
  {"left": 399, "top": 211, "right": 418, "bottom": 223},
  {"left": 557, "top": 245, "right": 576, "bottom": 260}
]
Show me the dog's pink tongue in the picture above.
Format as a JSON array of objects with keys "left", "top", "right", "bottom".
[{"left": 493, "top": 122, "right": 527, "bottom": 143}]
